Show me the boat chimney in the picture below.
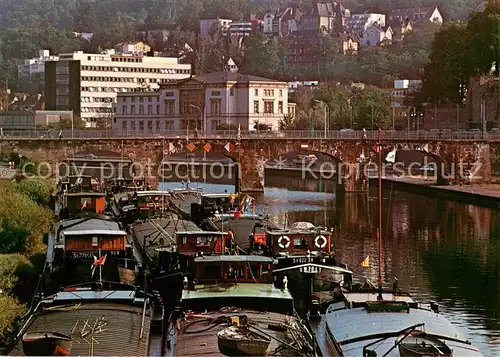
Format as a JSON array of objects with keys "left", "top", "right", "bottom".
[
  {"left": 430, "top": 301, "right": 439, "bottom": 314},
  {"left": 282, "top": 276, "right": 288, "bottom": 291}
]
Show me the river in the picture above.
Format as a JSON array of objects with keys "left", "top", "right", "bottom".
[{"left": 160, "top": 180, "right": 500, "bottom": 356}]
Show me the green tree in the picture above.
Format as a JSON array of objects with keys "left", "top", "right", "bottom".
[
  {"left": 16, "top": 178, "right": 54, "bottom": 207},
  {"left": 350, "top": 86, "right": 392, "bottom": 129},
  {"left": 421, "top": 22, "right": 472, "bottom": 104},
  {"left": 0, "top": 182, "right": 53, "bottom": 257},
  {"left": 242, "top": 35, "right": 282, "bottom": 78}
]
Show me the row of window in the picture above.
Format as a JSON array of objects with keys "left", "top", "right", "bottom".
[
  {"left": 81, "top": 65, "right": 190, "bottom": 75},
  {"left": 81, "top": 76, "right": 174, "bottom": 84},
  {"left": 117, "top": 99, "right": 285, "bottom": 116},
  {"left": 81, "top": 107, "right": 113, "bottom": 113},
  {"left": 81, "top": 97, "right": 114, "bottom": 103},
  {"left": 120, "top": 120, "right": 175, "bottom": 132},
  {"left": 81, "top": 87, "right": 142, "bottom": 93},
  {"left": 121, "top": 104, "right": 162, "bottom": 115}
]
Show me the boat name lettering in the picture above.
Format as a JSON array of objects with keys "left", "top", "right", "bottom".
[
  {"left": 292, "top": 258, "right": 309, "bottom": 264},
  {"left": 300, "top": 266, "right": 321, "bottom": 274},
  {"left": 69, "top": 251, "right": 122, "bottom": 258}
]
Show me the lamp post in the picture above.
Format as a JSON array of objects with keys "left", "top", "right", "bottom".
[
  {"left": 189, "top": 104, "right": 205, "bottom": 134},
  {"left": 371, "top": 105, "right": 374, "bottom": 131},
  {"left": 314, "top": 99, "right": 329, "bottom": 139}
]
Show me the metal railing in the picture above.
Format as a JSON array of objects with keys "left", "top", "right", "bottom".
[{"left": 0, "top": 129, "right": 498, "bottom": 141}]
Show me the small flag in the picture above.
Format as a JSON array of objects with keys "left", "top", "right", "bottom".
[
  {"left": 165, "top": 142, "right": 174, "bottom": 153},
  {"left": 93, "top": 254, "right": 107, "bottom": 266},
  {"left": 385, "top": 149, "right": 396, "bottom": 163},
  {"left": 372, "top": 144, "right": 381, "bottom": 153},
  {"left": 81, "top": 200, "right": 87, "bottom": 210},
  {"left": 224, "top": 142, "right": 234, "bottom": 153},
  {"left": 186, "top": 143, "right": 196, "bottom": 152},
  {"left": 422, "top": 144, "right": 429, "bottom": 153},
  {"left": 203, "top": 143, "right": 212, "bottom": 152},
  {"left": 360, "top": 255, "right": 369, "bottom": 268}
]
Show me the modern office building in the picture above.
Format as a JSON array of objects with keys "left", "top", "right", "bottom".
[{"left": 44, "top": 49, "right": 192, "bottom": 127}]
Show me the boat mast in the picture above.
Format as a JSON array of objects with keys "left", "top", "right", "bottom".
[{"left": 377, "top": 128, "right": 383, "bottom": 300}]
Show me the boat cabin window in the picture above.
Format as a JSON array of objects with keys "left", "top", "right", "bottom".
[{"left": 293, "top": 237, "right": 308, "bottom": 249}]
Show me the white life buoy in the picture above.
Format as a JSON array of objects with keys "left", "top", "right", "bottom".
[
  {"left": 315, "top": 235, "right": 327, "bottom": 249},
  {"left": 278, "top": 235, "right": 290, "bottom": 249}
]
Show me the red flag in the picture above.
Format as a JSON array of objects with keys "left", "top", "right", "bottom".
[
  {"left": 93, "top": 254, "right": 107, "bottom": 266},
  {"left": 372, "top": 144, "right": 381, "bottom": 153},
  {"left": 81, "top": 200, "right": 87, "bottom": 210}
]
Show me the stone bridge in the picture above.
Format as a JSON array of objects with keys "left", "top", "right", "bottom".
[{"left": 0, "top": 137, "right": 492, "bottom": 192}]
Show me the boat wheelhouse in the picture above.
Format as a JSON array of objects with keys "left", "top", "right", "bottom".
[
  {"left": 47, "top": 216, "right": 137, "bottom": 285},
  {"left": 312, "top": 282, "right": 483, "bottom": 357},
  {"left": 176, "top": 231, "right": 229, "bottom": 256},
  {"left": 166, "top": 255, "right": 315, "bottom": 356},
  {"left": 56, "top": 191, "right": 107, "bottom": 219},
  {"left": 9, "top": 282, "right": 165, "bottom": 356}
]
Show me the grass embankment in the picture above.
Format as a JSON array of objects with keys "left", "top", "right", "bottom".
[{"left": 0, "top": 177, "right": 54, "bottom": 351}]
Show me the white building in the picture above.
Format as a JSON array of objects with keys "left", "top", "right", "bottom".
[
  {"left": 200, "top": 19, "right": 232, "bottom": 35},
  {"left": 360, "top": 24, "right": 393, "bottom": 46},
  {"left": 18, "top": 49, "right": 59, "bottom": 81},
  {"left": 45, "top": 50, "right": 192, "bottom": 127},
  {"left": 112, "top": 71, "right": 292, "bottom": 134},
  {"left": 345, "top": 13, "right": 386, "bottom": 35}
]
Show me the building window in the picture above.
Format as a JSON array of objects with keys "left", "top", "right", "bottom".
[
  {"left": 230, "top": 88, "right": 235, "bottom": 96},
  {"left": 148, "top": 105, "right": 153, "bottom": 114},
  {"left": 254, "top": 100, "right": 259, "bottom": 113},
  {"left": 131, "top": 105, "right": 136, "bottom": 114},
  {"left": 254, "top": 89, "right": 259, "bottom": 96},
  {"left": 279, "top": 89, "right": 283, "bottom": 97},
  {"left": 122, "top": 121, "right": 128, "bottom": 131},
  {"left": 123, "top": 106, "right": 128, "bottom": 115},
  {"left": 212, "top": 90, "right": 221, "bottom": 96},
  {"left": 139, "top": 105, "right": 144, "bottom": 114},
  {"left": 278, "top": 101, "right": 283, "bottom": 114},
  {"left": 156, "top": 120, "right": 160, "bottom": 131},
  {"left": 130, "top": 121, "right": 136, "bottom": 131},
  {"left": 156, "top": 105, "right": 160, "bottom": 114},
  {"left": 139, "top": 120, "right": 144, "bottom": 131},
  {"left": 264, "top": 101, "right": 274, "bottom": 114},
  {"left": 210, "top": 100, "right": 221, "bottom": 114},
  {"left": 148, "top": 120, "right": 153, "bottom": 132},
  {"left": 165, "top": 91, "right": 174, "bottom": 97},
  {"left": 165, "top": 100, "right": 175, "bottom": 115},
  {"left": 165, "top": 120, "right": 174, "bottom": 130}
]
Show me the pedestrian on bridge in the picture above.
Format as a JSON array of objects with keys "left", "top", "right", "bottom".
[
  {"left": 59, "top": 129, "right": 63, "bottom": 139},
  {"left": 363, "top": 128, "right": 367, "bottom": 139}
]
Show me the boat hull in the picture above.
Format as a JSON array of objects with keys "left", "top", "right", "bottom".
[{"left": 22, "top": 332, "right": 72, "bottom": 356}]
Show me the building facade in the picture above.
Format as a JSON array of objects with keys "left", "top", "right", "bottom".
[
  {"left": 200, "top": 19, "right": 232, "bottom": 35},
  {"left": 18, "top": 49, "right": 59, "bottom": 81},
  {"left": 112, "top": 72, "right": 291, "bottom": 133},
  {"left": 345, "top": 13, "right": 386, "bottom": 35},
  {"left": 44, "top": 50, "right": 191, "bottom": 127}
]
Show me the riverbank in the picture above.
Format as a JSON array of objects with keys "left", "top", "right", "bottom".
[{"left": 370, "top": 176, "right": 500, "bottom": 208}]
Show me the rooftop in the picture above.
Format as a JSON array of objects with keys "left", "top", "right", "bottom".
[
  {"left": 164, "top": 71, "right": 286, "bottom": 86},
  {"left": 182, "top": 283, "right": 292, "bottom": 301}
]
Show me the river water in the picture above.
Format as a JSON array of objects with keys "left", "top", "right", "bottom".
[{"left": 160, "top": 180, "right": 500, "bottom": 355}]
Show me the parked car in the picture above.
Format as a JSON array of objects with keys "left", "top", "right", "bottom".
[{"left": 419, "top": 164, "right": 435, "bottom": 173}]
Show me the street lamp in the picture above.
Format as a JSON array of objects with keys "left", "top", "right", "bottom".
[
  {"left": 314, "top": 100, "right": 329, "bottom": 139},
  {"left": 189, "top": 104, "right": 205, "bottom": 134}
]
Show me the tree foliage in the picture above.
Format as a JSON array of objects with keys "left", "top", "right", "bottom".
[
  {"left": 0, "top": 181, "right": 53, "bottom": 257},
  {"left": 419, "top": 4, "right": 500, "bottom": 105}
]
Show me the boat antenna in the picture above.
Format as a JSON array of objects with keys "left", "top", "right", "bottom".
[{"left": 377, "top": 128, "right": 383, "bottom": 300}]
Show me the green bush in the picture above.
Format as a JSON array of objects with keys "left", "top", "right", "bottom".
[
  {"left": 0, "top": 182, "right": 53, "bottom": 257},
  {"left": 16, "top": 178, "right": 54, "bottom": 207}
]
